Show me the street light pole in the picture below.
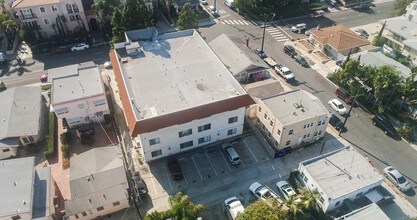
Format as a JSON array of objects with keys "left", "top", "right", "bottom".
[
  {"left": 214, "top": 0, "right": 217, "bottom": 13},
  {"left": 261, "top": 13, "right": 275, "bottom": 52}
]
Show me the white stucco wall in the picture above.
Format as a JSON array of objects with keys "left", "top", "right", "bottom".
[
  {"left": 0, "top": 147, "right": 18, "bottom": 160},
  {"left": 67, "top": 199, "right": 129, "bottom": 220}
]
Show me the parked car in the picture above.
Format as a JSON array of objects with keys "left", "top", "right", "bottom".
[
  {"left": 200, "top": 0, "right": 208, "bottom": 5},
  {"left": 249, "top": 182, "right": 279, "bottom": 201},
  {"left": 354, "top": 3, "right": 371, "bottom": 10},
  {"left": 92, "top": 40, "right": 109, "bottom": 48},
  {"left": 329, "top": 113, "right": 346, "bottom": 132},
  {"left": 371, "top": 115, "right": 400, "bottom": 139},
  {"left": 167, "top": 158, "right": 183, "bottom": 180},
  {"left": 224, "top": 197, "right": 244, "bottom": 220},
  {"left": 354, "top": 28, "right": 369, "bottom": 38},
  {"left": 328, "top": 99, "right": 348, "bottom": 115},
  {"left": 0, "top": 81, "right": 6, "bottom": 91},
  {"left": 309, "top": 10, "right": 326, "bottom": 18},
  {"left": 383, "top": 166, "right": 411, "bottom": 191},
  {"left": 283, "top": 45, "right": 297, "bottom": 57},
  {"left": 291, "top": 23, "right": 306, "bottom": 34},
  {"left": 51, "top": 46, "right": 68, "bottom": 54},
  {"left": 305, "top": 28, "right": 316, "bottom": 36},
  {"left": 221, "top": 142, "right": 241, "bottom": 165},
  {"left": 294, "top": 55, "right": 309, "bottom": 67},
  {"left": 254, "top": 48, "right": 267, "bottom": 58},
  {"left": 40, "top": 73, "right": 48, "bottom": 83},
  {"left": 335, "top": 87, "right": 353, "bottom": 105},
  {"left": 276, "top": 181, "right": 300, "bottom": 201},
  {"left": 327, "top": 0, "right": 337, "bottom": 6},
  {"left": 104, "top": 61, "right": 112, "bottom": 69},
  {"left": 71, "top": 43, "right": 90, "bottom": 51},
  {"left": 132, "top": 171, "right": 147, "bottom": 194}
]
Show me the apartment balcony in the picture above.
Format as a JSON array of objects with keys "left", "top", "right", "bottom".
[{"left": 19, "top": 13, "right": 37, "bottom": 20}]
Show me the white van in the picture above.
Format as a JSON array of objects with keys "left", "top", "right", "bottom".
[
  {"left": 224, "top": 0, "right": 234, "bottom": 9},
  {"left": 224, "top": 197, "right": 244, "bottom": 219},
  {"left": 291, "top": 23, "right": 306, "bottom": 33}
]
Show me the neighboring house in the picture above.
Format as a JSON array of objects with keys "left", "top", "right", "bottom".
[
  {"left": 298, "top": 147, "right": 384, "bottom": 213},
  {"left": 49, "top": 62, "right": 110, "bottom": 129},
  {"left": 12, "top": 0, "right": 89, "bottom": 39},
  {"left": 381, "top": 16, "right": 417, "bottom": 58},
  {"left": 355, "top": 51, "right": 412, "bottom": 79},
  {"left": 335, "top": 203, "right": 390, "bottom": 220},
  {"left": 64, "top": 146, "right": 129, "bottom": 220},
  {"left": 0, "top": 86, "right": 44, "bottom": 160},
  {"left": 209, "top": 34, "right": 269, "bottom": 83},
  {"left": 0, "top": 157, "right": 53, "bottom": 220},
  {"left": 254, "top": 89, "right": 330, "bottom": 153},
  {"left": 110, "top": 27, "right": 255, "bottom": 162},
  {"left": 309, "top": 25, "right": 369, "bottom": 60}
]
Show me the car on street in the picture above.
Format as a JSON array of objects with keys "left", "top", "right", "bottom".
[
  {"left": 354, "top": 3, "right": 371, "bottom": 10},
  {"left": 275, "top": 65, "right": 295, "bottom": 81},
  {"left": 104, "top": 61, "right": 112, "bottom": 69},
  {"left": 309, "top": 10, "right": 325, "bottom": 18},
  {"left": 167, "top": 157, "right": 183, "bottom": 180},
  {"left": 335, "top": 87, "right": 353, "bottom": 105},
  {"left": 208, "top": 5, "right": 219, "bottom": 16},
  {"left": 328, "top": 99, "right": 348, "bottom": 115},
  {"left": 40, "top": 73, "right": 48, "bottom": 82},
  {"left": 371, "top": 115, "right": 400, "bottom": 139},
  {"left": 354, "top": 28, "right": 369, "bottom": 38},
  {"left": 291, "top": 23, "right": 306, "bottom": 34},
  {"left": 92, "top": 40, "right": 109, "bottom": 48},
  {"left": 294, "top": 55, "right": 309, "bottom": 67},
  {"left": 329, "top": 113, "right": 346, "bottom": 132},
  {"left": 327, "top": 0, "right": 337, "bottom": 6},
  {"left": 221, "top": 142, "right": 241, "bottom": 165},
  {"left": 383, "top": 166, "right": 411, "bottom": 191},
  {"left": 71, "top": 43, "right": 90, "bottom": 51},
  {"left": 276, "top": 181, "right": 300, "bottom": 201},
  {"left": 51, "top": 46, "right": 68, "bottom": 54},
  {"left": 254, "top": 48, "right": 267, "bottom": 58},
  {"left": 200, "top": 0, "right": 208, "bottom": 5},
  {"left": 224, "top": 197, "right": 244, "bottom": 220},
  {"left": 283, "top": 45, "right": 297, "bottom": 57},
  {"left": 0, "top": 81, "right": 6, "bottom": 91}
]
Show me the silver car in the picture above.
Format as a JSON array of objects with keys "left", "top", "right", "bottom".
[{"left": 383, "top": 166, "right": 411, "bottom": 192}]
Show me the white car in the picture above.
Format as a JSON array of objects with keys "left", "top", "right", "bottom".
[
  {"left": 200, "top": 0, "right": 208, "bottom": 5},
  {"left": 328, "top": 99, "right": 348, "bottom": 115},
  {"left": 71, "top": 43, "right": 90, "bottom": 51},
  {"left": 276, "top": 181, "right": 299, "bottom": 201},
  {"left": 224, "top": 197, "right": 244, "bottom": 220},
  {"left": 383, "top": 166, "right": 411, "bottom": 192},
  {"left": 249, "top": 182, "right": 279, "bottom": 201},
  {"left": 104, "top": 61, "right": 112, "bottom": 69},
  {"left": 291, "top": 23, "right": 306, "bottom": 33}
]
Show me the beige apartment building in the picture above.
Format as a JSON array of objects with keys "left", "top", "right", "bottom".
[{"left": 12, "top": 0, "right": 89, "bottom": 39}]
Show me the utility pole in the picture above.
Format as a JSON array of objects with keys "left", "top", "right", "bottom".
[
  {"left": 214, "top": 0, "right": 217, "bottom": 13},
  {"left": 261, "top": 13, "right": 275, "bottom": 52}
]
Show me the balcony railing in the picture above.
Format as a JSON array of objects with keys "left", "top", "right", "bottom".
[{"left": 19, "top": 13, "right": 36, "bottom": 20}]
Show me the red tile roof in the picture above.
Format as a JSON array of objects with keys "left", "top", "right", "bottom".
[{"left": 311, "top": 25, "right": 369, "bottom": 51}]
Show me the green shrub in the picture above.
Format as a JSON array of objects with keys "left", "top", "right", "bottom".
[
  {"left": 372, "top": 36, "right": 387, "bottom": 47},
  {"left": 61, "top": 144, "right": 71, "bottom": 158},
  {"left": 397, "top": 124, "right": 415, "bottom": 142},
  {"left": 41, "top": 84, "right": 50, "bottom": 91},
  {"left": 60, "top": 132, "right": 69, "bottom": 145},
  {"left": 44, "top": 113, "right": 57, "bottom": 158}
]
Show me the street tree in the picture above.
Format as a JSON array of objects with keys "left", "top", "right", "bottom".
[
  {"left": 300, "top": 188, "right": 320, "bottom": 211},
  {"left": 177, "top": 3, "right": 198, "bottom": 31},
  {"left": 92, "top": 0, "right": 120, "bottom": 19},
  {"left": 402, "top": 72, "right": 417, "bottom": 101},
  {"left": 286, "top": 195, "right": 304, "bottom": 220},
  {"left": 111, "top": 8, "right": 125, "bottom": 44},
  {"left": 391, "top": 0, "right": 413, "bottom": 16},
  {"left": 122, "top": 0, "right": 153, "bottom": 31},
  {"left": 372, "top": 65, "right": 402, "bottom": 106},
  {"left": 236, "top": 199, "right": 283, "bottom": 220}
]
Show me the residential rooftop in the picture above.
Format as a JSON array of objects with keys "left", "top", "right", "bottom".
[
  {"left": 262, "top": 89, "right": 330, "bottom": 126},
  {"left": 356, "top": 52, "right": 411, "bottom": 79},
  {"left": 311, "top": 25, "right": 369, "bottom": 51},
  {"left": 12, "top": 0, "right": 58, "bottom": 9},
  {"left": 65, "top": 146, "right": 128, "bottom": 217},
  {"left": 0, "top": 85, "right": 42, "bottom": 141},
  {"left": 0, "top": 157, "right": 35, "bottom": 217},
  {"left": 50, "top": 62, "right": 105, "bottom": 105},
  {"left": 383, "top": 16, "right": 417, "bottom": 40},
  {"left": 300, "top": 147, "right": 383, "bottom": 200},
  {"left": 113, "top": 29, "right": 248, "bottom": 121},
  {"left": 336, "top": 203, "right": 390, "bottom": 220}
]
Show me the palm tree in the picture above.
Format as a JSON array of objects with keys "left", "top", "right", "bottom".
[
  {"left": 286, "top": 195, "right": 304, "bottom": 219},
  {"left": 300, "top": 188, "right": 320, "bottom": 211}
]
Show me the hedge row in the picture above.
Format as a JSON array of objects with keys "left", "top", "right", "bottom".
[{"left": 44, "top": 113, "right": 57, "bottom": 158}]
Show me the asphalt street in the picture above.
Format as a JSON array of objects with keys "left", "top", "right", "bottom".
[{"left": 200, "top": 0, "right": 417, "bottom": 208}]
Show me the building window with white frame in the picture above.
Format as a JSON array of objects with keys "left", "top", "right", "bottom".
[
  {"left": 286, "top": 140, "right": 290, "bottom": 146},
  {"left": 270, "top": 120, "right": 273, "bottom": 126},
  {"left": 198, "top": 135, "right": 211, "bottom": 144},
  {"left": 179, "top": 128, "right": 192, "bottom": 137},
  {"left": 39, "top": 7, "right": 45, "bottom": 13},
  {"left": 180, "top": 141, "right": 193, "bottom": 149},
  {"left": 264, "top": 113, "right": 267, "bottom": 119},
  {"left": 66, "top": 4, "right": 73, "bottom": 13},
  {"left": 113, "top": 201, "right": 120, "bottom": 206},
  {"left": 149, "top": 137, "right": 160, "bottom": 145},
  {"left": 228, "top": 116, "right": 238, "bottom": 124},
  {"left": 277, "top": 129, "right": 281, "bottom": 135},
  {"left": 288, "top": 129, "right": 293, "bottom": 135},
  {"left": 258, "top": 106, "right": 262, "bottom": 112},
  {"left": 55, "top": 107, "right": 69, "bottom": 115},
  {"left": 44, "top": 19, "right": 49, "bottom": 24},
  {"left": 93, "top": 99, "right": 106, "bottom": 106},
  {"left": 151, "top": 149, "right": 162, "bottom": 157},
  {"left": 51, "top": 5, "right": 57, "bottom": 11},
  {"left": 72, "top": 3, "right": 79, "bottom": 12},
  {"left": 198, "top": 123, "right": 211, "bottom": 132},
  {"left": 227, "top": 128, "right": 237, "bottom": 135},
  {"left": 318, "top": 130, "right": 322, "bottom": 136}
]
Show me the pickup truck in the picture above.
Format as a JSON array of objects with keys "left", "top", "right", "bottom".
[
  {"left": 263, "top": 57, "right": 278, "bottom": 67},
  {"left": 274, "top": 64, "right": 295, "bottom": 81},
  {"left": 249, "top": 182, "right": 284, "bottom": 205}
]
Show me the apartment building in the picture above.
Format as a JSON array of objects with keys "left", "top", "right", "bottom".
[
  {"left": 12, "top": 0, "right": 89, "bottom": 39},
  {"left": 255, "top": 89, "right": 330, "bottom": 152},
  {"left": 110, "top": 27, "right": 254, "bottom": 161}
]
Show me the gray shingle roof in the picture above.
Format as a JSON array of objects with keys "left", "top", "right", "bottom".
[
  {"left": 65, "top": 146, "right": 128, "bottom": 217},
  {"left": 209, "top": 34, "right": 268, "bottom": 77},
  {"left": 357, "top": 52, "right": 411, "bottom": 79},
  {"left": 0, "top": 86, "right": 42, "bottom": 141}
]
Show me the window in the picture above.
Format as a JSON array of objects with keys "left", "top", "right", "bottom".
[
  {"left": 149, "top": 137, "right": 160, "bottom": 146},
  {"left": 75, "top": 14, "right": 81, "bottom": 20},
  {"left": 262, "top": 124, "right": 266, "bottom": 131},
  {"left": 318, "top": 121, "right": 321, "bottom": 126},
  {"left": 66, "top": 4, "right": 73, "bottom": 13},
  {"left": 113, "top": 201, "right": 120, "bottom": 206},
  {"left": 22, "top": 137, "right": 29, "bottom": 144},
  {"left": 269, "top": 120, "right": 273, "bottom": 126},
  {"left": 303, "top": 135, "right": 306, "bottom": 139},
  {"left": 72, "top": 3, "right": 79, "bottom": 12},
  {"left": 335, "top": 201, "right": 340, "bottom": 206},
  {"left": 258, "top": 106, "right": 262, "bottom": 112},
  {"left": 180, "top": 141, "right": 193, "bottom": 149},
  {"left": 228, "top": 116, "right": 238, "bottom": 124},
  {"left": 274, "top": 141, "right": 278, "bottom": 147},
  {"left": 267, "top": 132, "right": 271, "bottom": 138},
  {"left": 28, "top": 136, "right": 35, "bottom": 142},
  {"left": 40, "top": 7, "right": 45, "bottom": 13},
  {"left": 93, "top": 99, "right": 106, "bottom": 106},
  {"left": 11, "top": 216, "right": 21, "bottom": 220},
  {"left": 307, "top": 124, "right": 310, "bottom": 128},
  {"left": 314, "top": 132, "right": 318, "bottom": 137},
  {"left": 264, "top": 113, "right": 267, "bottom": 119},
  {"left": 69, "top": 15, "right": 75, "bottom": 21},
  {"left": 97, "top": 206, "right": 104, "bottom": 211},
  {"left": 288, "top": 129, "right": 293, "bottom": 135},
  {"left": 227, "top": 128, "right": 237, "bottom": 135},
  {"left": 256, "top": 118, "right": 260, "bottom": 124},
  {"left": 198, "top": 123, "right": 211, "bottom": 132},
  {"left": 2, "top": 148, "right": 10, "bottom": 152},
  {"left": 151, "top": 149, "right": 162, "bottom": 157},
  {"left": 55, "top": 107, "right": 69, "bottom": 115},
  {"left": 286, "top": 140, "right": 290, "bottom": 146},
  {"left": 198, "top": 135, "right": 211, "bottom": 144},
  {"left": 44, "top": 18, "right": 49, "bottom": 24},
  {"left": 307, "top": 133, "right": 310, "bottom": 138},
  {"left": 318, "top": 130, "right": 322, "bottom": 136},
  {"left": 321, "top": 120, "right": 325, "bottom": 125},
  {"left": 51, "top": 5, "right": 57, "bottom": 11},
  {"left": 303, "top": 124, "right": 306, "bottom": 129},
  {"left": 179, "top": 129, "right": 192, "bottom": 137},
  {"left": 310, "top": 122, "right": 313, "bottom": 127},
  {"left": 81, "top": 212, "right": 87, "bottom": 216},
  {"left": 77, "top": 103, "right": 85, "bottom": 109},
  {"left": 319, "top": 196, "right": 324, "bottom": 204},
  {"left": 277, "top": 129, "right": 281, "bottom": 135},
  {"left": 303, "top": 175, "right": 308, "bottom": 183}
]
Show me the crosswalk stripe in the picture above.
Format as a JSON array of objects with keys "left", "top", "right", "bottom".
[
  {"left": 221, "top": 21, "right": 225, "bottom": 24},
  {"left": 249, "top": 21, "right": 258, "bottom": 26},
  {"left": 242, "top": 20, "right": 250, "bottom": 25},
  {"left": 274, "top": 36, "right": 287, "bottom": 40},
  {"left": 267, "top": 29, "right": 281, "bottom": 33},
  {"left": 271, "top": 33, "right": 284, "bottom": 37},
  {"left": 276, "top": 38, "right": 288, "bottom": 42},
  {"left": 232, "top": 20, "right": 240, "bottom": 25},
  {"left": 237, "top": 20, "right": 244, "bottom": 25}
]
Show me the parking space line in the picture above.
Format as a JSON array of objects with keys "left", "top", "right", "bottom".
[
  {"left": 243, "top": 139, "right": 258, "bottom": 162},
  {"left": 164, "top": 164, "right": 174, "bottom": 191},
  {"left": 191, "top": 154, "right": 204, "bottom": 180},
  {"left": 205, "top": 151, "right": 218, "bottom": 175},
  {"left": 178, "top": 158, "right": 189, "bottom": 185},
  {"left": 219, "top": 150, "right": 232, "bottom": 171}
]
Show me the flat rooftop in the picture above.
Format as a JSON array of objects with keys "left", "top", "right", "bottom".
[
  {"left": 262, "top": 89, "right": 330, "bottom": 126},
  {"left": 301, "top": 147, "right": 383, "bottom": 199},
  {"left": 115, "top": 29, "right": 247, "bottom": 120},
  {"left": 50, "top": 62, "right": 104, "bottom": 105}
]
